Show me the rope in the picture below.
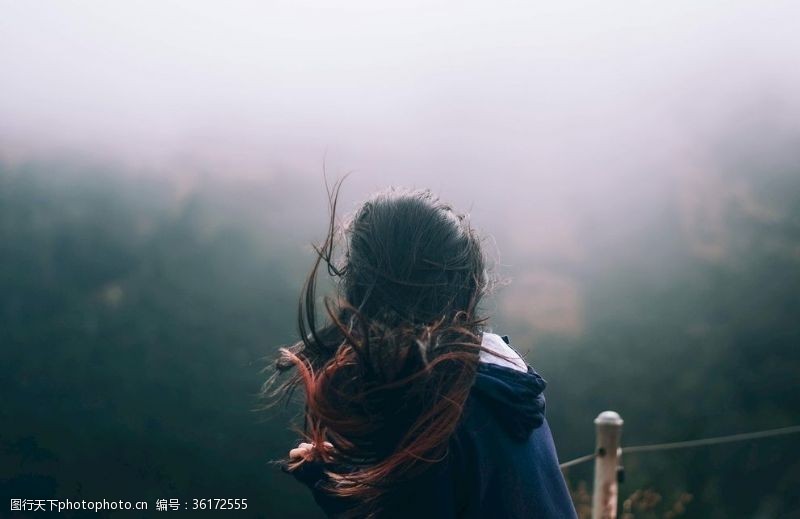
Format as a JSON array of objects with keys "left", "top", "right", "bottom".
[
  {"left": 559, "top": 452, "right": 596, "bottom": 469},
  {"left": 559, "top": 423, "right": 800, "bottom": 470},
  {"left": 622, "top": 424, "right": 800, "bottom": 454}
]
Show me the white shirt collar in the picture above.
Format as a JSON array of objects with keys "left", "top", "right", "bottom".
[{"left": 479, "top": 332, "right": 528, "bottom": 372}]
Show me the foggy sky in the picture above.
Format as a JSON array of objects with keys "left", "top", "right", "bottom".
[
  {"left": 2, "top": 2, "right": 800, "bottom": 238},
  {"left": 2, "top": 1, "right": 799, "bottom": 179}
]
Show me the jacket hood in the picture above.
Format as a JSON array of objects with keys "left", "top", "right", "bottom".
[{"left": 472, "top": 333, "right": 547, "bottom": 441}]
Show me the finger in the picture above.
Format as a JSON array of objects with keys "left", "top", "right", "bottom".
[{"left": 289, "top": 446, "right": 312, "bottom": 459}]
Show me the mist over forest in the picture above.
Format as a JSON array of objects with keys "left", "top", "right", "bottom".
[{"left": 2, "top": 134, "right": 799, "bottom": 517}]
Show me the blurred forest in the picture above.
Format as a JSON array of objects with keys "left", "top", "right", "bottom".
[{"left": 1, "top": 154, "right": 799, "bottom": 518}]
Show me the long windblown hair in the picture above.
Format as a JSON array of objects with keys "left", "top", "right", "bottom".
[{"left": 269, "top": 182, "right": 490, "bottom": 517}]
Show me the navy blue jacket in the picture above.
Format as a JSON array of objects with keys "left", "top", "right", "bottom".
[{"left": 287, "top": 336, "right": 577, "bottom": 518}]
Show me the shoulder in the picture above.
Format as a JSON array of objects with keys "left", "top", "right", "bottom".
[{"left": 450, "top": 409, "right": 577, "bottom": 518}]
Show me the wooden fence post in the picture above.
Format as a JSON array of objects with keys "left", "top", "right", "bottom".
[{"left": 592, "top": 411, "right": 624, "bottom": 519}]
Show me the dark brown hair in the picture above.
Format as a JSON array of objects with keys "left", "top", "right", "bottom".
[{"left": 270, "top": 182, "right": 489, "bottom": 517}]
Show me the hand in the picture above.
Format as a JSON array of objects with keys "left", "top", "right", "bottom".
[{"left": 289, "top": 441, "right": 333, "bottom": 462}]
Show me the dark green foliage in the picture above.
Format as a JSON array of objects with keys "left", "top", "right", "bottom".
[
  {"left": 532, "top": 163, "right": 800, "bottom": 518},
  {"left": 0, "top": 160, "right": 321, "bottom": 517}
]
